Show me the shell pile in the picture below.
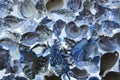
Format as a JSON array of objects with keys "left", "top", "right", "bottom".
[{"left": 0, "top": 0, "right": 120, "bottom": 80}]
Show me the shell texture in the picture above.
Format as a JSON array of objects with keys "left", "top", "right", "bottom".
[{"left": 0, "top": 0, "right": 120, "bottom": 80}]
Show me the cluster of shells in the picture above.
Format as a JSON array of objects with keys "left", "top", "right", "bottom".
[{"left": 0, "top": 0, "right": 120, "bottom": 80}]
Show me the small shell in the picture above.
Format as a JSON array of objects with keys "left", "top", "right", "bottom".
[
  {"left": 19, "top": 0, "right": 38, "bottom": 19},
  {"left": 35, "top": 24, "right": 53, "bottom": 42},
  {"left": 53, "top": 19, "right": 66, "bottom": 37},
  {"left": 98, "top": 36, "right": 117, "bottom": 51},
  {"left": 65, "top": 21, "right": 81, "bottom": 38},
  {"left": 46, "top": 0, "right": 64, "bottom": 12},
  {"left": 44, "top": 75, "right": 61, "bottom": 80},
  {"left": 99, "top": 51, "right": 119, "bottom": 77},
  {"left": 69, "top": 67, "right": 89, "bottom": 79},
  {"left": 20, "top": 32, "right": 39, "bottom": 45},
  {"left": 67, "top": 0, "right": 82, "bottom": 12},
  {"left": 4, "top": 15, "right": 25, "bottom": 28}
]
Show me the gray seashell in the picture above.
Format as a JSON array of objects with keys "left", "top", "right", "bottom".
[
  {"left": 98, "top": 36, "right": 117, "bottom": 51},
  {"left": 68, "top": 67, "right": 89, "bottom": 79},
  {"left": 4, "top": 15, "right": 25, "bottom": 28},
  {"left": 46, "top": 0, "right": 64, "bottom": 12},
  {"left": 19, "top": 0, "right": 38, "bottom": 19},
  {"left": 102, "top": 71, "right": 120, "bottom": 80},
  {"left": 20, "top": 32, "right": 39, "bottom": 45},
  {"left": 65, "top": 21, "right": 81, "bottom": 38},
  {"left": 35, "top": 24, "right": 53, "bottom": 42},
  {"left": 113, "top": 32, "right": 120, "bottom": 47},
  {"left": 99, "top": 51, "right": 119, "bottom": 77},
  {"left": 67, "top": 0, "right": 82, "bottom": 12}
]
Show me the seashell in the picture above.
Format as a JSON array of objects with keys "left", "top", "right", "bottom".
[
  {"left": 99, "top": 51, "right": 119, "bottom": 77},
  {"left": 44, "top": 75, "right": 61, "bottom": 80},
  {"left": 68, "top": 67, "right": 89, "bottom": 79},
  {"left": 79, "top": 24, "right": 88, "bottom": 38},
  {"left": 35, "top": 24, "right": 53, "bottom": 42},
  {"left": 46, "top": 0, "right": 64, "bottom": 12},
  {"left": 98, "top": 36, "right": 117, "bottom": 51},
  {"left": 4, "top": 15, "right": 25, "bottom": 28},
  {"left": 102, "top": 71, "right": 120, "bottom": 80},
  {"left": 101, "top": 20, "right": 120, "bottom": 35},
  {"left": 65, "top": 21, "right": 81, "bottom": 38},
  {"left": 113, "top": 32, "right": 120, "bottom": 47},
  {"left": 89, "top": 76, "right": 99, "bottom": 80},
  {"left": 20, "top": 32, "right": 39, "bottom": 45},
  {"left": 19, "top": 0, "right": 38, "bottom": 19},
  {"left": 67, "top": 0, "right": 82, "bottom": 12},
  {"left": 75, "top": 9, "right": 94, "bottom": 24},
  {"left": 53, "top": 19, "right": 66, "bottom": 38},
  {"left": 49, "top": 9, "right": 75, "bottom": 22}
]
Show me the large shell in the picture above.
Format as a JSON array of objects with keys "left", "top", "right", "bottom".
[
  {"left": 19, "top": 0, "right": 38, "bottom": 19},
  {"left": 99, "top": 51, "right": 119, "bottom": 77}
]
